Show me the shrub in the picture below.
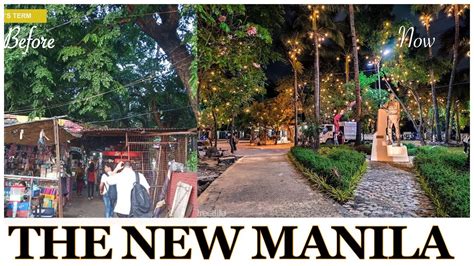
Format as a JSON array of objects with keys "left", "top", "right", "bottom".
[
  {"left": 414, "top": 147, "right": 469, "bottom": 217},
  {"left": 290, "top": 146, "right": 367, "bottom": 202},
  {"left": 353, "top": 144, "right": 372, "bottom": 155},
  {"left": 403, "top": 142, "right": 417, "bottom": 156}
]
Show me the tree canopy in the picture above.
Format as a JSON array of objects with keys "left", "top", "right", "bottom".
[
  {"left": 196, "top": 4, "right": 469, "bottom": 146},
  {"left": 5, "top": 4, "right": 196, "bottom": 129}
]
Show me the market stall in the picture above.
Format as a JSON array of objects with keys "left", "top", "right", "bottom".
[
  {"left": 4, "top": 117, "right": 80, "bottom": 218},
  {"left": 79, "top": 127, "right": 198, "bottom": 217}
]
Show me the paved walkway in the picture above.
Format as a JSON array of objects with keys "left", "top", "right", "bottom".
[
  {"left": 343, "top": 161, "right": 435, "bottom": 217},
  {"left": 199, "top": 141, "right": 435, "bottom": 218},
  {"left": 198, "top": 142, "right": 344, "bottom": 217},
  {"left": 63, "top": 193, "right": 104, "bottom": 218}
]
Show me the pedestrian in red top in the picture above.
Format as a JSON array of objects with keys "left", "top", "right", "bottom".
[
  {"left": 333, "top": 109, "right": 345, "bottom": 145},
  {"left": 75, "top": 162, "right": 85, "bottom": 196},
  {"left": 87, "top": 162, "right": 96, "bottom": 200}
]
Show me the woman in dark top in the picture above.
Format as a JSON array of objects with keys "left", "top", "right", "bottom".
[{"left": 86, "top": 162, "right": 96, "bottom": 200}]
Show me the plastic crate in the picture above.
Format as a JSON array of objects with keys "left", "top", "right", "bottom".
[{"left": 6, "top": 209, "right": 29, "bottom": 218}]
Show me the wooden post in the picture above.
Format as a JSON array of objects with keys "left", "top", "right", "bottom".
[
  {"left": 152, "top": 146, "right": 162, "bottom": 206},
  {"left": 28, "top": 178, "right": 34, "bottom": 217},
  {"left": 53, "top": 119, "right": 63, "bottom": 218},
  {"left": 184, "top": 136, "right": 188, "bottom": 163},
  {"left": 126, "top": 132, "right": 130, "bottom": 161}
]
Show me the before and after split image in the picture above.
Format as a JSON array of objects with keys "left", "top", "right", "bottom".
[{"left": 3, "top": 4, "right": 470, "bottom": 218}]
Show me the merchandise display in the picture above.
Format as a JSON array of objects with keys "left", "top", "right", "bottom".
[
  {"left": 4, "top": 175, "right": 58, "bottom": 218},
  {"left": 4, "top": 118, "right": 77, "bottom": 218}
]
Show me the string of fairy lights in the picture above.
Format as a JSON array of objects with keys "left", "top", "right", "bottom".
[{"left": 199, "top": 4, "right": 470, "bottom": 129}]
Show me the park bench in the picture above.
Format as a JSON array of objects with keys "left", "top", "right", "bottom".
[
  {"left": 218, "top": 155, "right": 236, "bottom": 165},
  {"left": 204, "top": 147, "right": 227, "bottom": 158}
]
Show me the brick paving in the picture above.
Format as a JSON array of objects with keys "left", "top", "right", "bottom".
[{"left": 342, "top": 161, "right": 435, "bottom": 217}]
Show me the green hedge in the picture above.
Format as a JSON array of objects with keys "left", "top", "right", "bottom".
[
  {"left": 404, "top": 143, "right": 417, "bottom": 156},
  {"left": 352, "top": 143, "right": 417, "bottom": 156},
  {"left": 414, "top": 146, "right": 469, "bottom": 217},
  {"left": 353, "top": 144, "right": 372, "bottom": 155},
  {"left": 290, "top": 146, "right": 367, "bottom": 202}
]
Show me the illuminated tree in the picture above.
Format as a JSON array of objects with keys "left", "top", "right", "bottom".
[
  {"left": 285, "top": 36, "right": 304, "bottom": 145},
  {"left": 319, "top": 74, "right": 352, "bottom": 122},
  {"left": 197, "top": 5, "right": 280, "bottom": 147},
  {"left": 348, "top": 4, "right": 363, "bottom": 145},
  {"left": 308, "top": 5, "right": 335, "bottom": 150},
  {"left": 383, "top": 55, "right": 448, "bottom": 145},
  {"left": 443, "top": 4, "right": 469, "bottom": 143},
  {"left": 412, "top": 4, "right": 443, "bottom": 141}
]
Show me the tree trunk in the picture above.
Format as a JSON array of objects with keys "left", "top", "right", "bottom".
[
  {"left": 349, "top": 5, "right": 362, "bottom": 145},
  {"left": 455, "top": 101, "right": 461, "bottom": 143},
  {"left": 445, "top": 5, "right": 460, "bottom": 144},
  {"left": 293, "top": 69, "right": 298, "bottom": 146},
  {"left": 312, "top": 21, "right": 320, "bottom": 151},
  {"left": 345, "top": 55, "right": 350, "bottom": 84},
  {"left": 411, "top": 87, "right": 425, "bottom": 145},
  {"left": 284, "top": 124, "right": 293, "bottom": 144},
  {"left": 212, "top": 110, "right": 218, "bottom": 148},
  {"left": 431, "top": 112, "right": 435, "bottom": 142},
  {"left": 426, "top": 27, "right": 442, "bottom": 142},
  {"left": 128, "top": 5, "right": 198, "bottom": 120}
]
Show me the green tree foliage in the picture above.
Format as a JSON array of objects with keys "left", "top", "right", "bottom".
[
  {"left": 379, "top": 18, "right": 451, "bottom": 143},
  {"left": 249, "top": 78, "right": 295, "bottom": 133},
  {"left": 197, "top": 5, "right": 283, "bottom": 146},
  {"left": 5, "top": 4, "right": 196, "bottom": 128}
]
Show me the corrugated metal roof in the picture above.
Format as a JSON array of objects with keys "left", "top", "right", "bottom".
[
  {"left": 81, "top": 127, "right": 197, "bottom": 136},
  {"left": 4, "top": 115, "right": 197, "bottom": 137},
  {"left": 4, "top": 118, "right": 78, "bottom": 146},
  {"left": 82, "top": 127, "right": 194, "bottom": 132}
]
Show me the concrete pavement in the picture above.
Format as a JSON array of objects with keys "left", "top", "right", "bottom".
[
  {"left": 198, "top": 141, "right": 345, "bottom": 217},
  {"left": 63, "top": 193, "right": 104, "bottom": 218}
]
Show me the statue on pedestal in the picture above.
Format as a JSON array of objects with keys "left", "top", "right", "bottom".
[
  {"left": 383, "top": 93, "right": 401, "bottom": 146},
  {"left": 371, "top": 93, "right": 409, "bottom": 162}
]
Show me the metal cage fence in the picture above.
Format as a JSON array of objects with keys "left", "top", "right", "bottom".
[
  {"left": 79, "top": 129, "right": 197, "bottom": 207},
  {"left": 126, "top": 133, "right": 195, "bottom": 205}
]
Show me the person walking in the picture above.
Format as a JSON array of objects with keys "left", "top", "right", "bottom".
[
  {"left": 333, "top": 109, "right": 345, "bottom": 145},
  {"left": 86, "top": 162, "right": 96, "bottom": 200},
  {"left": 463, "top": 133, "right": 470, "bottom": 154},
  {"left": 75, "top": 162, "right": 84, "bottom": 196},
  {"left": 60, "top": 164, "right": 71, "bottom": 208},
  {"left": 228, "top": 132, "right": 235, "bottom": 153},
  {"left": 232, "top": 132, "right": 239, "bottom": 151},
  {"left": 99, "top": 163, "right": 116, "bottom": 218},
  {"left": 108, "top": 161, "right": 150, "bottom": 218}
]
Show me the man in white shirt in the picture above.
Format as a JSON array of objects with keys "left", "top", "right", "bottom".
[{"left": 108, "top": 161, "right": 150, "bottom": 217}]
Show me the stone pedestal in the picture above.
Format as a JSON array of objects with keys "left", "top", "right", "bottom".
[
  {"left": 387, "top": 145, "right": 409, "bottom": 162},
  {"left": 371, "top": 109, "right": 409, "bottom": 163}
]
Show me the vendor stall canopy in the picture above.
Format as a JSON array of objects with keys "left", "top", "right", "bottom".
[
  {"left": 80, "top": 127, "right": 196, "bottom": 137},
  {"left": 4, "top": 115, "right": 81, "bottom": 146}
]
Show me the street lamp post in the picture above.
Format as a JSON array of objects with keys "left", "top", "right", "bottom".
[{"left": 368, "top": 49, "right": 391, "bottom": 107}]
